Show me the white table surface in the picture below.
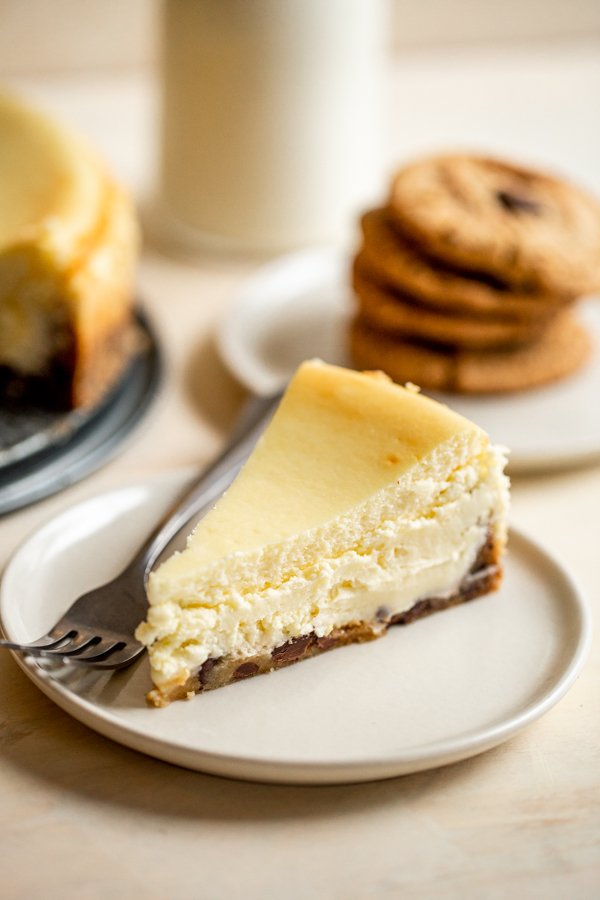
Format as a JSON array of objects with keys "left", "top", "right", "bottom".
[{"left": 1, "top": 40, "right": 599, "bottom": 900}]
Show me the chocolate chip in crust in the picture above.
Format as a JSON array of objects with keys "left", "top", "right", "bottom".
[
  {"left": 315, "top": 635, "right": 338, "bottom": 651},
  {"left": 198, "top": 657, "right": 219, "bottom": 685},
  {"left": 271, "top": 634, "right": 314, "bottom": 663},
  {"left": 233, "top": 662, "right": 260, "bottom": 680}
]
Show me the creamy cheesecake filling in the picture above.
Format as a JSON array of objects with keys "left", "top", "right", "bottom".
[{"left": 138, "top": 437, "right": 508, "bottom": 691}]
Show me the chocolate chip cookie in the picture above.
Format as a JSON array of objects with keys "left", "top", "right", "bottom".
[
  {"left": 350, "top": 312, "right": 592, "bottom": 394},
  {"left": 359, "top": 208, "right": 570, "bottom": 323},
  {"left": 353, "top": 262, "right": 548, "bottom": 350},
  {"left": 388, "top": 155, "right": 600, "bottom": 296}
]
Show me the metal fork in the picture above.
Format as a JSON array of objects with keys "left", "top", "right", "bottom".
[{"left": 0, "top": 392, "right": 280, "bottom": 669}]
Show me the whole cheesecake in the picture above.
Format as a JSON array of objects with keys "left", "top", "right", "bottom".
[
  {"left": 137, "top": 361, "right": 510, "bottom": 706},
  {"left": 0, "top": 93, "right": 139, "bottom": 408}
]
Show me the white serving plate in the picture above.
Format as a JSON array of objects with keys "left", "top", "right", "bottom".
[{"left": 0, "top": 472, "right": 590, "bottom": 785}]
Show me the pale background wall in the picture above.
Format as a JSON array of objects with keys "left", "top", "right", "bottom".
[
  {"left": 0, "top": 0, "right": 599, "bottom": 74},
  {"left": 0, "top": 0, "right": 158, "bottom": 73},
  {"left": 390, "top": 0, "right": 600, "bottom": 49}
]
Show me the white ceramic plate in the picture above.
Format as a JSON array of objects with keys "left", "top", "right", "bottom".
[
  {"left": 0, "top": 472, "right": 591, "bottom": 785},
  {"left": 218, "top": 249, "right": 600, "bottom": 472}
]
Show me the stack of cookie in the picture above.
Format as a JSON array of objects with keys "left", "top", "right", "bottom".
[{"left": 350, "top": 154, "right": 600, "bottom": 393}]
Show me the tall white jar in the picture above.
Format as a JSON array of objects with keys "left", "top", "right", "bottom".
[{"left": 158, "top": 0, "right": 387, "bottom": 253}]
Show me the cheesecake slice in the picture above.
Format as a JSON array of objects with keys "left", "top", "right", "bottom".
[
  {"left": 0, "top": 92, "right": 139, "bottom": 408},
  {"left": 137, "top": 361, "right": 509, "bottom": 705}
]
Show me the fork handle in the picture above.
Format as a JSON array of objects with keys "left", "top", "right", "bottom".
[{"left": 127, "top": 391, "right": 281, "bottom": 582}]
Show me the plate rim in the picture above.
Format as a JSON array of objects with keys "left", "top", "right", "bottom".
[
  {"left": 217, "top": 246, "right": 600, "bottom": 473},
  {"left": 0, "top": 472, "right": 592, "bottom": 784}
]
